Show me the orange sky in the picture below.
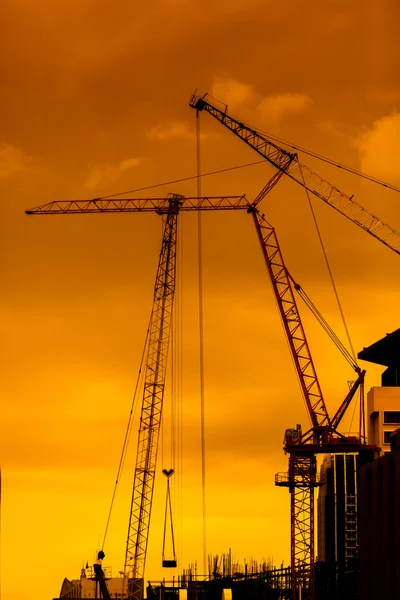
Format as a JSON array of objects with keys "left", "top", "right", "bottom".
[{"left": 1, "top": 1, "right": 400, "bottom": 598}]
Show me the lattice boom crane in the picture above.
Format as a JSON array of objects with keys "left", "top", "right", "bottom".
[
  {"left": 28, "top": 98, "right": 396, "bottom": 598},
  {"left": 189, "top": 94, "right": 400, "bottom": 257},
  {"left": 250, "top": 205, "right": 378, "bottom": 600},
  {"left": 26, "top": 192, "right": 254, "bottom": 600},
  {"left": 187, "top": 96, "right": 389, "bottom": 600}
]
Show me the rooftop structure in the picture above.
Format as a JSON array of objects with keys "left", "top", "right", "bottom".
[
  {"left": 358, "top": 329, "right": 400, "bottom": 454},
  {"left": 358, "top": 328, "right": 400, "bottom": 386}
]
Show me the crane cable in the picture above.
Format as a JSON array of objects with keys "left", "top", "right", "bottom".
[
  {"left": 292, "top": 279, "right": 358, "bottom": 371},
  {"left": 170, "top": 214, "right": 184, "bottom": 569},
  {"left": 197, "top": 93, "right": 400, "bottom": 192},
  {"left": 347, "top": 385, "right": 361, "bottom": 435},
  {"left": 101, "top": 309, "right": 153, "bottom": 552},
  {"left": 255, "top": 128, "right": 400, "bottom": 194},
  {"left": 231, "top": 114, "right": 400, "bottom": 194},
  {"left": 162, "top": 475, "right": 177, "bottom": 563},
  {"left": 88, "top": 107, "right": 399, "bottom": 202},
  {"left": 176, "top": 215, "right": 184, "bottom": 570},
  {"left": 196, "top": 109, "right": 207, "bottom": 576},
  {"left": 298, "top": 162, "right": 358, "bottom": 363},
  {"left": 93, "top": 161, "right": 265, "bottom": 200}
]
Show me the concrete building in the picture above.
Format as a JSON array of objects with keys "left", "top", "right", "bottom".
[
  {"left": 317, "top": 453, "right": 359, "bottom": 598},
  {"left": 55, "top": 567, "right": 127, "bottom": 599},
  {"left": 359, "top": 429, "right": 400, "bottom": 600},
  {"left": 365, "top": 387, "right": 400, "bottom": 453},
  {"left": 358, "top": 328, "right": 400, "bottom": 454},
  {"left": 317, "top": 454, "right": 358, "bottom": 567},
  {"left": 316, "top": 329, "right": 400, "bottom": 597}
]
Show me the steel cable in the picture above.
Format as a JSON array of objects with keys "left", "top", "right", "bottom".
[
  {"left": 298, "top": 163, "right": 358, "bottom": 364},
  {"left": 101, "top": 308, "right": 153, "bottom": 551},
  {"left": 196, "top": 109, "right": 207, "bottom": 576}
]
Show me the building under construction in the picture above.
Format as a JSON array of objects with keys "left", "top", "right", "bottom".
[{"left": 56, "top": 565, "right": 292, "bottom": 600}]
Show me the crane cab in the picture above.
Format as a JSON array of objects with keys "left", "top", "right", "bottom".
[{"left": 284, "top": 424, "right": 302, "bottom": 445}]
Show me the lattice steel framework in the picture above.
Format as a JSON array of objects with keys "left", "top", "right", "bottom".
[
  {"left": 190, "top": 94, "right": 400, "bottom": 256},
  {"left": 251, "top": 209, "right": 330, "bottom": 431},
  {"left": 289, "top": 455, "right": 320, "bottom": 600},
  {"left": 25, "top": 195, "right": 250, "bottom": 214},
  {"left": 251, "top": 206, "right": 324, "bottom": 599},
  {"left": 26, "top": 129, "right": 385, "bottom": 600},
  {"left": 124, "top": 196, "right": 181, "bottom": 600},
  {"left": 189, "top": 95, "right": 388, "bottom": 600},
  {"left": 26, "top": 192, "right": 257, "bottom": 600}
]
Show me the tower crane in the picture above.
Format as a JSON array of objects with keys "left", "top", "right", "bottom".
[
  {"left": 188, "top": 95, "right": 392, "bottom": 599},
  {"left": 250, "top": 205, "right": 378, "bottom": 600},
  {"left": 28, "top": 186, "right": 382, "bottom": 600},
  {"left": 27, "top": 192, "right": 255, "bottom": 600},
  {"left": 28, "top": 97, "right": 398, "bottom": 599}
]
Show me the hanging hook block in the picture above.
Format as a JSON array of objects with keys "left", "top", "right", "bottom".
[{"left": 162, "top": 468, "right": 174, "bottom": 478}]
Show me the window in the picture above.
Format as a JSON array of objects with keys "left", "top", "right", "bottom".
[
  {"left": 383, "top": 431, "right": 392, "bottom": 444},
  {"left": 383, "top": 411, "right": 400, "bottom": 424}
]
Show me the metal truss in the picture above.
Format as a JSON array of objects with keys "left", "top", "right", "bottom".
[
  {"left": 25, "top": 195, "right": 250, "bottom": 214},
  {"left": 124, "top": 196, "right": 181, "bottom": 600},
  {"left": 250, "top": 208, "right": 330, "bottom": 430},
  {"left": 251, "top": 206, "right": 328, "bottom": 600},
  {"left": 190, "top": 94, "right": 400, "bottom": 256},
  {"left": 289, "top": 454, "right": 318, "bottom": 600}
]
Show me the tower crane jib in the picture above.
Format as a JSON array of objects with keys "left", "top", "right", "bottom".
[
  {"left": 190, "top": 94, "right": 400, "bottom": 257},
  {"left": 26, "top": 192, "right": 254, "bottom": 600}
]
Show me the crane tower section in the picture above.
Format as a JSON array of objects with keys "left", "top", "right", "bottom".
[
  {"left": 249, "top": 207, "right": 330, "bottom": 433},
  {"left": 124, "top": 195, "right": 181, "bottom": 600}
]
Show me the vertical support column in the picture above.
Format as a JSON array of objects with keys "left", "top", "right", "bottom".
[
  {"left": 290, "top": 454, "right": 316, "bottom": 600},
  {"left": 124, "top": 197, "right": 182, "bottom": 600}
]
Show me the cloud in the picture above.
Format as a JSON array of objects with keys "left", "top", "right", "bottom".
[
  {"left": 209, "top": 77, "right": 312, "bottom": 125},
  {"left": 147, "top": 121, "right": 193, "bottom": 140},
  {"left": 0, "top": 143, "right": 30, "bottom": 179},
  {"left": 147, "top": 120, "right": 211, "bottom": 141},
  {"left": 210, "top": 77, "right": 254, "bottom": 109},
  {"left": 257, "top": 92, "right": 313, "bottom": 122},
  {"left": 83, "top": 156, "right": 141, "bottom": 190},
  {"left": 356, "top": 112, "right": 400, "bottom": 184}
]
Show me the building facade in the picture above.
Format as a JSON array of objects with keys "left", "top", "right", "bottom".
[
  {"left": 317, "top": 454, "right": 358, "bottom": 572},
  {"left": 366, "top": 386, "right": 400, "bottom": 453},
  {"left": 358, "top": 328, "right": 400, "bottom": 454},
  {"left": 359, "top": 429, "right": 400, "bottom": 600}
]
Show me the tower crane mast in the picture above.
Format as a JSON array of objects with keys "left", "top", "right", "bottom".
[
  {"left": 26, "top": 192, "right": 252, "bottom": 600},
  {"left": 125, "top": 195, "right": 180, "bottom": 600}
]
